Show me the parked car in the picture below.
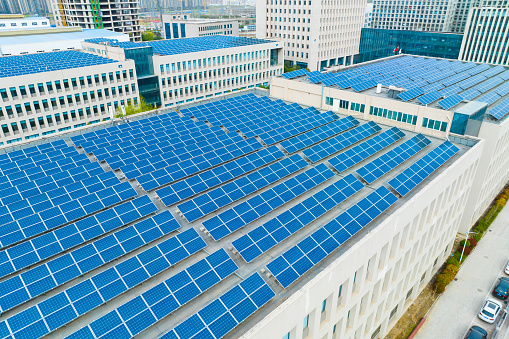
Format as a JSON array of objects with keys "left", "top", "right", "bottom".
[
  {"left": 478, "top": 298, "right": 502, "bottom": 323},
  {"left": 505, "top": 260, "right": 509, "bottom": 275},
  {"left": 492, "top": 277, "right": 509, "bottom": 300},
  {"left": 465, "top": 326, "right": 488, "bottom": 339}
]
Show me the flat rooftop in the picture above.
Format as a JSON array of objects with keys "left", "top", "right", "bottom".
[
  {"left": 0, "top": 50, "right": 119, "bottom": 78},
  {"left": 0, "top": 29, "right": 128, "bottom": 45},
  {"left": 0, "top": 91, "right": 475, "bottom": 339},
  {"left": 84, "top": 36, "right": 275, "bottom": 56},
  {"left": 283, "top": 55, "right": 509, "bottom": 122}
]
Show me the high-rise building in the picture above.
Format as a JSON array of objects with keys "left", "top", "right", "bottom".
[
  {"left": 451, "top": 0, "right": 482, "bottom": 32},
  {"left": 51, "top": 0, "right": 141, "bottom": 41},
  {"left": 162, "top": 15, "right": 239, "bottom": 39},
  {"left": 0, "top": 0, "right": 52, "bottom": 15},
  {"left": 256, "top": 0, "right": 365, "bottom": 71},
  {"left": 459, "top": 5, "right": 509, "bottom": 65}
]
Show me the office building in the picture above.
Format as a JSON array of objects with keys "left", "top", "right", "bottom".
[
  {"left": 0, "top": 59, "right": 491, "bottom": 339},
  {"left": 82, "top": 35, "right": 283, "bottom": 108},
  {"left": 0, "top": 0, "right": 52, "bottom": 15},
  {"left": 0, "top": 27, "right": 129, "bottom": 56},
  {"left": 359, "top": 28, "right": 463, "bottom": 63},
  {"left": 257, "top": 0, "right": 365, "bottom": 71},
  {"left": 364, "top": 2, "right": 373, "bottom": 28},
  {"left": 51, "top": 0, "right": 141, "bottom": 41},
  {"left": 0, "top": 50, "right": 138, "bottom": 145},
  {"left": 0, "top": 16, "right": 50, "bottom": 30},
  {"left": 162, "top": 15, "right": 239, "bottom": 39},
  {"left": 459, "top": 6, "right": 509, "bottom": 66}
]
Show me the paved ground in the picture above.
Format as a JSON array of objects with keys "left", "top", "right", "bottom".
[{"left": 415, "top": 205, "right": 509, "bottom": 339}]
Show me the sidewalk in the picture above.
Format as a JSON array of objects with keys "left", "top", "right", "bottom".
[{"left": 415, "top": 204, "right": 509, "bottom": 339}]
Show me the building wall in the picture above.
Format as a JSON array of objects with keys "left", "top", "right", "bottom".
[
  {"left": 162, "top": 16, "right": 239, "bottom": 39},
  {"left": 358, "top": 28, "right": 463, "bottom": 63},
  {"left": 240, "top": 136, "right": 483, "bottom": 339},
  {"left": 256, "top": 0, "right": 365, "bottom": 71},
  {"left": 459, "top": 7, "right": 509, "bottom": 66},
  {"left": 154, "top": 42, "right": 284, "bottom": 107},
  {"left": 0, "top": 60, "right": 139, "bottom": 146},
  {"left": 0, "top": 17, "right": 50, "bottom": 30}
]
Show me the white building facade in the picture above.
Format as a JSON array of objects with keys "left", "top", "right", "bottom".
[
  {"left": 51, "top": 0, "right": 141, "bottom": 41},
  {"left": 0, "top": 52, "right": 138, "bottom": 146},
  {"left": 256, "top": 0, "right": 365, "bottom": 71},
  {"left": 459, "top": 6, "right": 509, "bottom": 66},
  {"left": 0, "top": 16, "right": 50, "bottom": 30},
  {"left": 162, "top": 15, "right": 239, "bottom": 39}
]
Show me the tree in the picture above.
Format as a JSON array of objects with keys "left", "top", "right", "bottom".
[
  {"left": 142, "top": 31, "right": 154, "bottom": 41},
  {"left": 114, "top": 96, "right": 153, "bottom": 118}
]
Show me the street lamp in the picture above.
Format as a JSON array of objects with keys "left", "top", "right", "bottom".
[{"left": 459, "top": 231, "right": 477, "bottom": 263}]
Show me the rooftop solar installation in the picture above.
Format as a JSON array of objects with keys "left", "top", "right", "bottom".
[
  {"left": 0, "top": 50, "right": 117, "bottom": 78},
  {"left": 488, "top": 98, "right": 509, "bottom": 120},
  {"left": 0, "top": 92, "right": 464, "bottom": 339}
]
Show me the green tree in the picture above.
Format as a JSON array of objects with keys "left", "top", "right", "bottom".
[
  {"left": 115, "top": 96, "right": 153, "bottom": 118},
  {"left": 142, "top": 31, "right": 154, "bottom": 41}
]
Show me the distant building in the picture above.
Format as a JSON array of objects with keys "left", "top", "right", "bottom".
[
  {"left": 459, "top": 6, "right": 509, "bottom": 66},
  {"left": 358, "top": 28, "right": 463, "bottom": 63},
  {"left": 0, "top": 15, "right": 50, "bottom": 30},
  {"left": 257, "top": 0, "right": 365, "bottom": 71},
  {"left": 162, "top": 15, "right": 239, "bottom": 39},
  {"left": 364, "top": 2, "right": 373, "bottom": 28},
  {"left": 51, "top": 0, "right": 141, "bottom": 41},
  {"left": 82, "top": 35, "right": 283, "bottom": 108},
  {"left": 0, "top": 27, "right": 130, "bottom": 56}
]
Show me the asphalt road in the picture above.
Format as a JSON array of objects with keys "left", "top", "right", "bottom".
[{"left": 415, "top": 204, "right": 509, "bottom": 339}]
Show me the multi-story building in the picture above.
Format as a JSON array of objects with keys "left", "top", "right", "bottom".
[
  {"left": 451, "top": 0, "right": 482, "bottom": 33},
  {"left": 0, "top": 16, "right": 50, "bottom": 30},
  {"left": 51, "top": 0, "right": 141, "bottom": 41},
  {"left": 256, "top": 0, "right": 365, "bottom": 71},
  {"left": 0, "top": 50, "right": 138, "bottom": 145},
  {"left": 364, "top": 2, "right": 373, "bottom": 28},
  {"left": 0, "top": 0, "right": 52, "bottom": 15},
  {"left": 371, "top": 0, "right": 459, "bottom": 32},
  {"left": 82, "top": 35, "right": 283, "bottom": 108},
  {"left": 162, "top": 15, "right": 239, "bottom": 39},
  {"left": 0, "top": 27, "right": 129, "bottom": 56},
  {"left": 459, "top": 6, "right": 509, "bottom": 66},
  {"left": 358, "top": 28, "right": 463, "bottom": 63}
]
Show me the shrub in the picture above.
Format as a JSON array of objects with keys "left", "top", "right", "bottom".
[
  {"left": 447, "top": 257, "right": 460, "bottom": 268},
  {"left": 436, "top": 273, "right": 454, "bottom": 286},
  {"left": 463, "top": 247, "right": 472, "bottom": 256},
  {"left": 473, "top": 233, "right": 482, "bottom": 242},
  {"left": 468, "top": 238, "right": 478, "bottom": 247},
  {"left": 435, "top": 282, "right": 446, "bottom": 294},
  {"left": 496, "top": 198, "right": 507, "bottom": 207},
  {"left": 459, "top": 239, "right": 471, "bottom": 247},
  {"left": 453, "top": 251, "right": 462, "bottom": 261},
  {"left": 444, "top": 264, "right": 459, "bottom": 275}
]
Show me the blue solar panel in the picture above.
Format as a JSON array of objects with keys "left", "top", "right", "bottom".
[
  {"left": 328, "top": 127, "right": 405, "bottom": 173},
  {"left": 159, "top": 273, "right": 275, "bottom": 339},
  {"left": 398, "top": 87, "right": 424, "bottom": 101},
  {"left": 460, "top": 88, "right": 482, "bottom": 101},
  {"left": 437, "top": 94, "right": 464, "bottom": 110},
  {"left": 388, "top": 141, "right": 460, "bottom": 196},
  {"left": 488, "top": 98, "right": 509, "bottom": 120},
  {"left": 280, "top": 116, "right": 359, "bottom": 154},
  {"left": 478, "top": 92, "right": 501, "bottom": 105},
  {"left": 417, "top": 91, "right": 442, "bottom": 105},
  {"left": 438, "top": 84, "right": 461, "bottom": 97},
  {"left": 266, "top": 186, "right": 398, "bottom": 288},
  {"left": 476, "top": 77, "right": 504, "bottom": 93},
  {"left": 282, "top": 69, "right": 309, "bottom": 79},
  {"left": 202, "top": 163, "right": 335, "bottom": 241},
  {"left": 494, "top": 82, "right": 509, "bottom": 97},
  {"left": 67, "top": 249, "right": 238, "bottom": 338},
  {"left": 177, "top": 154, "right": 307, "bottom": 222},
  {"left": 155, "top": 146, "right": 284, "bottom": 206},
  {"left": 233, "top": 174, "right": 364, "bottom": 263},
  {"left": 0, "top": 196, "right": 156, "bottom": 279},
  {"left": 356, "top": 134, "right": 431, "bottom": 184},
  {"left": 302, "top": 122, "right": 382, "bottom": 163},
  {"left": 0, "top": 227, "right": 205, "bottom": 337}
]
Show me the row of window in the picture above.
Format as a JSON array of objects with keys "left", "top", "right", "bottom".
[
  {"left": 325, "top": 97, "right": 357, "bottom": 111},
  {"left": 369, "top": 106, "right": 418, "bottom": 126},
  {"left": 267, "top": 0, "right": 311, "bottom": 5},
  {"left": 0, "top": 70, "right": 134, "bottom": 102},
  {"left": 159, "top": 51, "right": 270, "bottom": 74},
  {"left": 0, "top": 21, "right": 47, "bottom": 27},
  {"left": 0, "top": 85, "right": 136, "bottom": 118},
  {"left": 163, "top": 85, "right": 259, "bottom": 107},
  {"left": 422, "top": 117, "right": 448, "bottom": 132},
  {"left": 268, "top": 25, "right": 311, "bottom": 32},
  {"left": 198, "top": 23, "right": 234, "bottom": 31}
]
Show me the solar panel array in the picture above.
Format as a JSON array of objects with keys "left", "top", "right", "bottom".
[
  {"left": 488, "top": 98, "right": 509, "bottom": 120},
  {"left": 0, "top": 92, "right": 464, "bottom": 339},
  {"left": 282, "top": 69, "right": 309, "bottom": 79}
]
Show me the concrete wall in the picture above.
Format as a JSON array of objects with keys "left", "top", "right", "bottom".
[{"left": 241, "top": 138, "right": 484, "bottom": 339}]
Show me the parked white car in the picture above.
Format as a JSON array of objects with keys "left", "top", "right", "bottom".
[{"left": 478, "top": 298, "right": 502, "bottom": 324}]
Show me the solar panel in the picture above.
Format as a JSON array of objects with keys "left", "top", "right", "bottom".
[
  {"left": 478, "top": 92, "right": 501, "bottom": 105},
  {"left": 0, "top": 227, "right": 206, "bottom": 337},
  {"left": 437, "top": 94, "right": 464, "bottom": 110},
  {"left": 494, "top": 82, "right": 509, "bottom": 97},
  {"left": 177, "top": 154, "right": 307, "bottom": 222},
  {"left": 232, "top": 174, "right": 364, "bottom": 263},
  {"left": 398, "top": 87, "right": 424, "bottom": 101},
  {"left": 476, "top": 77, "right": 504, "bottom": 93},
  {"left": 488, "top": 98, "right": 509, "bottom": 120},
  {"left": 440, "top": 71, "right": 471, "bottom": 87},
  {"left": 417, "top": 91, "right": 442, "bottom": 105},
  {"left": 328, "top": 127, "right": 405, "bottom": 173},
  {"left": 202, "top": 163, "right": 335, "bottom": 241},
  {"left": 438, "top": 85, "right": 461, "bottom": 97},
  {"left": 480, "top": 65, "right": 505, "bottom": 78},
  {"left": 456, "top": 74, "right": 487, "bottom": 90},
  {"left": 356, "top": 134, "right": 431, "bottom": 184},
  {"left": 266, "top": 186, "right": 398, "bottom": 288},
  {"left": 421, "top": 82, "right": 444, "bottom": 93},
  {"left": 282, "top": 69, "right": 309, "bottom": 79},
  {"left": 460, "top": 88, "right": 481, "bottom": 101},
  {"left": 388, "top": 141, "right": 460, "bottom": 196},
  {"left": 280, "top": 116, "right": 359, "bottom": 154},
  {"left": 302, "top": 122, "right": 382, "bottom": 163},
  {"left": 155, "top": 146, "right": 284, "bottom": 207},
  {"left": 66, "top": 249, "right": 239, "bottom": 339},
  {"left": 158, "top": 273, "right": 275, "bottom": 339},
  {"left": 352, "top": 79, "right": 378, "bottom": 92}
]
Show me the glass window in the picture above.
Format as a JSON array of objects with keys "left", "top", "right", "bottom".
[
  {"left": 303, "top": 315, "right": 309, "bottom": 329},
  {"left": 422, "top": 117, "right": 428, "bottom": 127},
  {"left": 321, "top": 299, "right": 326, "bottom": 312}
]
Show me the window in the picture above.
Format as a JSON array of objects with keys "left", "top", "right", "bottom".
[
  {"left": 321, "top": 299, "right": 326, "bottom": 312},
  {"left": 339, "top": 99, "right": 349, "bottom": 109},
  {"left": 325, "top": 96, "right": 333, "bottom": 106},
  {"left": 303, "top": 315, "right": 309, "bottom": 329},
  {"left": 282, "top": 333, "right": 290, "bottom": 339}
]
